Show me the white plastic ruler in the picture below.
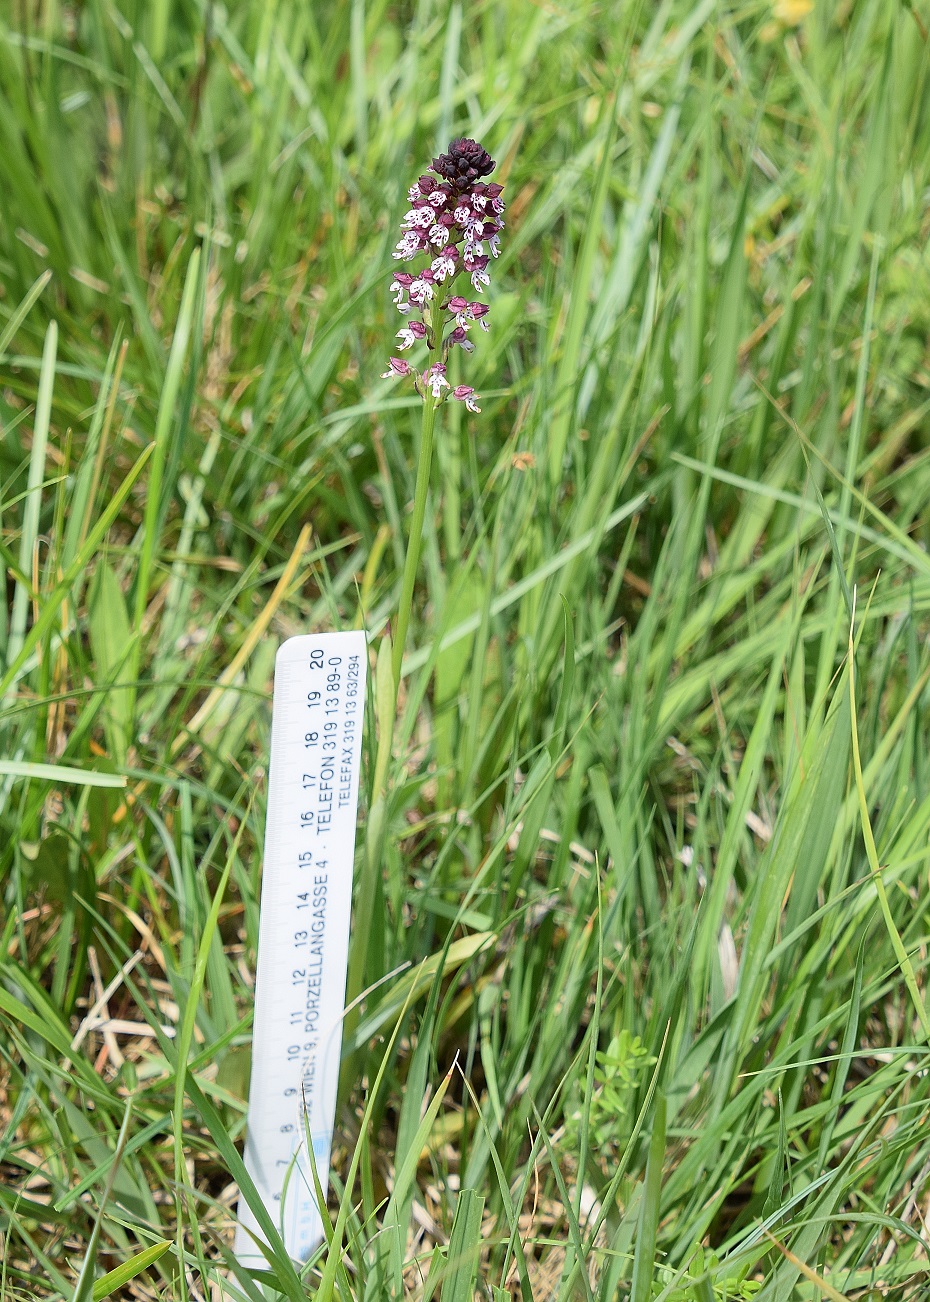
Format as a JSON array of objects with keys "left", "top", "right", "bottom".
[{"left": 235, "top": 632, "right": 367, "bottom": 1266}]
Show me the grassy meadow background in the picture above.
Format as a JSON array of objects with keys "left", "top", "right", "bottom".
[{"left": 2, "top": 0, "right": 930, "bottom": 1297}]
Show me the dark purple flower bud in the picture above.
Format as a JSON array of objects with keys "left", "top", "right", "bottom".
[
  {"left": 431, "top": 138, "right": 496, "bottom": 193},
  {"left": 468, "top": 301, "right": 489, "bottom": 319},
  {"left": 448, "top": 296, "right": 469, "bottom": 312}
]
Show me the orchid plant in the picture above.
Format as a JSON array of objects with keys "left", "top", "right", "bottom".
[
  {"left": 382, "top": 137, "right": 504, "bottom": 685},
  {"left": 349, "top": 138, "right": 504, "bottom": 1007}
]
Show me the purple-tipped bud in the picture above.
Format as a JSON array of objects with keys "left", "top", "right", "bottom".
[
  {"left": 449, "top": 326, "right": 475, "bottom": 352},
  {"left": 397, "top": 321, "right": 428, "bottom": 350},
  {"left": 382, "top": 357, "right": 411, "bottom": 378},
  {"left": 452, "top": 384, "right": 481, "bottom": 412}
]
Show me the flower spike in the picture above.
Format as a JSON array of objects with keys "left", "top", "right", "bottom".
[{"left": 382, "top": 136, "right": 503, "bottom": 414}]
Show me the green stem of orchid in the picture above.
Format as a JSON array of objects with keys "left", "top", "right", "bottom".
[
  {"left": 345, "top": 299, "right": 444, "bottom": 1021},
  {"left": 391, "top": 296, "right": 444, "bottom": 692}
]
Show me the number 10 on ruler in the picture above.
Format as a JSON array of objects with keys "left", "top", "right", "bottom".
[{"left": 235, "top": 632, "right": 367, "bottom": 1266}]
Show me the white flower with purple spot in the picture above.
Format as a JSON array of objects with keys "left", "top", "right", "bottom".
[
  {"left": 431, "top": 246, "right": 458, "bottom": 281},
  {"left": 428, "top": 190, "right": 446, "bottom": 207},
  {"left": 406, "top": 207, "right": 434, "bottom": 229},
  {"left": 471, "top": 267, "right": 490, "bottom": 293},
  {"left": 393, "top": 230, "right": 420, "bottom": 261},
  {"left": 390, "top": 275, "right": 413, "bottom": 311},
  {"left": 425, "top": 364, "right": 449, "bottom": 398},
  {"left": 409, "top": 276, "right": 434, "bottom": 304}
]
